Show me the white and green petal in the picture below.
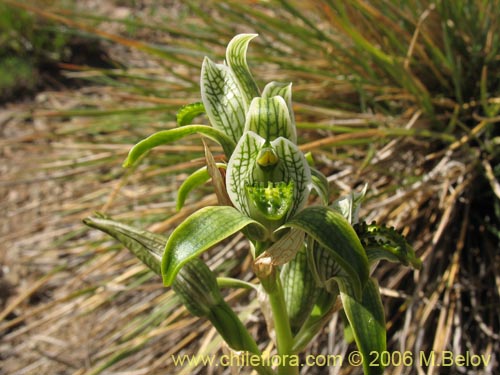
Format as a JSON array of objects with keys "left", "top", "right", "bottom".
[
  {"left": 226, "top": 131, "right": 264, "bottom": 217},
  {"left": 244, "top": 96, "right": 296, "bottom": 143},
  {"left": 262, "top": 81, "right": 295, "bottom": 138},
  {"left": 226, "top": 131, "right": 311, "bottom": 229},
  {"left": 201, "top": 57, "right": 247, "bottom": 142},
  {"left": 225, "top": 33, "right": 260, "bottom": 105}
]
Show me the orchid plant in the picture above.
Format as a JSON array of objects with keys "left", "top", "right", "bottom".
[{"left": 84, "top": 34, "right": 421, "bottom": 375}]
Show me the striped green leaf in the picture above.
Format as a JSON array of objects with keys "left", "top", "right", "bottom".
[
  {"left": 162, "top": 206, "right": 266, "bottom": 286},
  {"left": 284, "top": 206, "right": 369, "bottom": 298},
  {"left": 83, "top": 215, "right": 164, "bottom": 276},
  {"left": 176, "top": 163, "right": 226, "bottom": 210},
  {"left": 201, "top": 57, "right": 247, "bottom": 142},
  {"left": 122, "top": 125, "right": 236, "bottom": 167},
  {"left": 226, "top": 33, "right": 260, "bottom": 105},
  {"left": 339, "top": 278, "right": 386, "bottom": 375}
]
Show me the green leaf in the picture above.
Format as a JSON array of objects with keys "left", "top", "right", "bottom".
[
  {"left": 123, "top": 125, "right": 236, "bottom": 167},
  {"left": 162, "top": 206, "right": 266, "bottom": 286},
  {"left": 226, "top": 33, "right": 260, "bottom": 105},
  {"left": 262, "top": 81, "right": 295, "bottom": 135},
  {"left": 284, "top": 206, "right": 369, "bottom": 298},
  {"left": 176, "top": 163, "right": 226, "bottom": 210},
  {"left": 176, "top": 102, "right": 205, "bottom": 126},
  {"left": 339, "top": 278, "right": 386, "bottom": 375},
  {"left": 310, "top": 167, "right": 329, "bottom": 205},
  {"left": 244, "top": 96, "right": 296, "bottom": 143},
  {"left": 83, "top": 215, "right": 164, "bottom": 275},
  {"left": 201, "top": 57, "right": 247, "bottom": 142},
  {"left": 292, "top": 288, "right": 337, "bottom": 353}
]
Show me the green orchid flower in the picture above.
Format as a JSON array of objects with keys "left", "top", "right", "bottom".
[{"left": 84, "top": 34, "right": 422, "bottom": 375}]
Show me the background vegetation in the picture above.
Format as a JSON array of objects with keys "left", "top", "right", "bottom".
[{"left": 1, "top": 0, "right": 499, "bottom": 374}]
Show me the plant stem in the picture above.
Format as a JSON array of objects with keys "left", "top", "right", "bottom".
[{"left": 266, "top": 273, "right": 299, "bottom": 375}]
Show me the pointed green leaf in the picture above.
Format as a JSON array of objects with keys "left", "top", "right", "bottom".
[
  {"left": 176, "top": 102, "right": 205, "bottom": 126},
  {"left": 310, "top": 168, "right": 329, "bottom": 205},
  {"left": 176, "top": 163, "right": 226, "bottom": 210},
  {"left": 226, "top": 33, "right": 260, "bottom": 104},
  {"left": 262, "top": 81, "right": 295, "bottom": 133},
  {"left": 83, "top": 216, "right": 164, "bottom": 275},
  {"left": 162, "top": 206, "right": 266, "bottom": 286},
  {"left": 339, "top": 278, "right": 386, "bottom": 375},
  {"left": 201, "top": 57, "right": 247, "bottom": 142},
  {"left": 284, "top": 206, "right": 369, "bottom": 298},
  {"left": 244, "top": 97, "right": 296, "bottom": 143},
  {"left": 123, "top": 125, "right": 236, "bottom": 167}
]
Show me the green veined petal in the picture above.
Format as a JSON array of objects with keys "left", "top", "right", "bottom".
[
  {"left": 226, "top": 33, "right": 260, "bottom": 105},
  {"left": 244, "top": 97, "right": 296, "bottom": 143},
  {"left": 201, "top": 57, "right": 247, "bottom": 142},
  {"left": 270, "top": 137, "right": 311, "bottom": 219},
  {"left": 262, "top": 81, "right": 295, "bottom": 136},
  {"left": 226, "top": 131, "right": 264, "bottom": 216}
]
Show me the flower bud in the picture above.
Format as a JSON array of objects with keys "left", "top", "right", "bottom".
[{"left": 172, "top": 258, "right": 223, "bottom": 317}]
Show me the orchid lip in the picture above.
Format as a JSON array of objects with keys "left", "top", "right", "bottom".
[{"left": 245, "top": 181, "right": 294, "bottom": 222}]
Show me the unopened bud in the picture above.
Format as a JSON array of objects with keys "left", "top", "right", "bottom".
[{"left": 172, "top": 258, "right": 223, "bottom": 317}]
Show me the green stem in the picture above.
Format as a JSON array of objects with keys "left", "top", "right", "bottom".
[
  {"left": 208, "top": 303, "right": 275, "bottom": 375},
  {"left": 266, "top": 273, "right": 299, "bottom": 375}
]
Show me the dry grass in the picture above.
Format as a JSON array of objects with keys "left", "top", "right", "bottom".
[{"left": 1, "top": 1, "right": 499, "bottom": 374}]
